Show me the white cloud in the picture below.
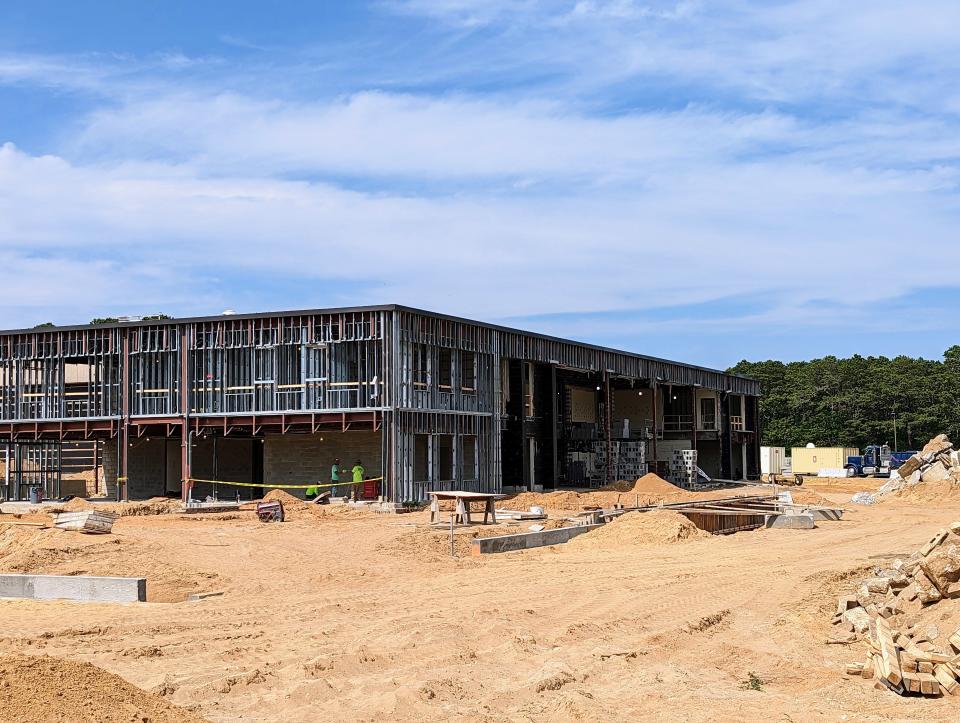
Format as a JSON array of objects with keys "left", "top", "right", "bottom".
[
  {"left": 0, "top": 0, "right": 959, "bottom": 354},
  {"left": 0, "top": 128, "right": 957, "bottom": 329},
  {"left": 70, "top": 91, "right": 803, "bottom": 181}
]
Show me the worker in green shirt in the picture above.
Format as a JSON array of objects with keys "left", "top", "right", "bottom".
[
  {"left": 351, "top": 460, "right": 365, "bottom": 501},
  {"left": 331, "top": 458, "right": 341, "bottom": 497}
]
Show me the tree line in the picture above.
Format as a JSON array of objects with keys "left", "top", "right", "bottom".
[{"left": 728, "top": 347, "right": 960, "bottom": 452}]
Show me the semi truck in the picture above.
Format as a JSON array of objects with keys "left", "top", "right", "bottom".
[{"left": 844, "top": 444, "right": 915, "bottom": 477}]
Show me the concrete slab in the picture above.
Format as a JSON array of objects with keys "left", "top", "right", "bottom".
[
  {"left": 0, "top": 574, "right": 146, "bottom": 603},
  {"left": 471, "top": 524, "right": 603, "bottom": 555},
  {"left": 764, "top": 513, "right": 815, "bottom": 530}
]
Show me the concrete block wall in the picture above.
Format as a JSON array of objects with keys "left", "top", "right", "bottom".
[
  {"left": 127, "top": 438, "right": 170, "bottom": 499},
  {"left": 102, "top": 442, "right": 118, "bottom": 499},
  {"left": 264, "top": 431, "right": 382, "bottom": 498}
]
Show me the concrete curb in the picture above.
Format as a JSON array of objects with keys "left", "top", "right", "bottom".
[
  {"left": 764, "top": 513, "right": 816, "bottom": 530},
  {"left": 471, "top": 524, "right": 603, "bottom": 555},
  {"left": 0, "top": 574, "right": 146, "bottom": 602}
]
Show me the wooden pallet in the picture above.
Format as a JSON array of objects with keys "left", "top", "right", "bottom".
[{"left": 52, "top": 510, "right": 118, "bottom": 534}]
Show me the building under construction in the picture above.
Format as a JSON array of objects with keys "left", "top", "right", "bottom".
[{"left": 0, "top": 305, "right": 760, "bottom": 502}]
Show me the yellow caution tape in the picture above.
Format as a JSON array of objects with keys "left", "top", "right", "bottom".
[{"left": 186, "top": 477, "right": 383, "bottom": 490}]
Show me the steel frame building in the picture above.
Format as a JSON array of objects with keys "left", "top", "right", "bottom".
[{"left": 0, "top": 305, "right": 760, "bottom": 502}]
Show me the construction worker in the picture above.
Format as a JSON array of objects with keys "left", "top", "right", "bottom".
[
  {"left": 352, "top": 459, "right": 365, "bottom": 499},
  {"left": 331, "top": 458, "right": 341, "bottom": 497},
  {"left": 305, "top": 481, "right": 319, "bottom": 500}
]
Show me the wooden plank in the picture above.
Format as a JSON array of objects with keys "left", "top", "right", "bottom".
[
  {"left": 918, "top": 672, "right": 940, "bottom": 695},
  {"left": 876, "top": 617, "right": 903, "bottom": 687},
  {"left": 934, "top": 665, "right": 958, "bottom": 694}
]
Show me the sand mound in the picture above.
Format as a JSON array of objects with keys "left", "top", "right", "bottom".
[
  {"left": 568, "top": 510, "right": 709, "bottom": 549},
  {"left": 614, "top": 472, "right": 690, "bottom": 497},
  {"left": 386, "top": 520, "right": 570, "bottom": 559},
  {"left": 503, "top": 473, "right": 709, "bottom": 513},
  {"left": 259, "top": 489, "right": 371, "bottom": 520},
  {"left": 0, "top": 653, "right": 203, "bottom": 722},
  {"left": 47, "top": 497, "right": 181, "bottom": 517},
  {"left": 61, "top": 497, "right": 95, "bottom": 511},
  {"left": 784, "top": 488, "right": 835, "bottom": 507},
  {"left": 893, "top": 475, "right": 960, "bottom": 502},
  {"left": 0, "top": 526, "right": 220, "bottom": 602},
  {"left": 263, "top": 488, "right": 311, "bottom": 509}
]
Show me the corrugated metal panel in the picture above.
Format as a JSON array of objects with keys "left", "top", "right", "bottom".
[{"left": 760, "top": 446, "right": 786, "bottom": 475}]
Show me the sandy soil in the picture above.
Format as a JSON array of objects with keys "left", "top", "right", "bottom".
[
  {"left": 0, "top": 488, "right": 958, "bottom": 721},
  {"left": 0, "top": 653, "right": 202, "bottom": 722}
]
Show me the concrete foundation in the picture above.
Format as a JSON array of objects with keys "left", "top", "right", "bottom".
[
  {"left": 764, "top": 513, "right": 815, "bottom": 530},
  {"left": 0, "top": 574, "right": 146, "bottom": 602},
  {"left": 470, "top": 524, "right": 602, "bottom": 555}
]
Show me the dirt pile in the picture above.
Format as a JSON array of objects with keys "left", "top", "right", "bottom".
[
  {"left": 879, "top": 433, "right": 960, "bottom": 500},
  {"left": 260, "top": 489, "right": 370, "bottom": 520},
  {"left": 568, "top": 510, "right": 709, "bottom": 550},
  {"left": 48, "top": 497, "right": 182, "bottom": 517},
  {"left": 503, "top": 473, "right": 777, "bottom": 514},
  {"left": 263, "top": 488, "right": 311, "bottom": 510},
  {"left": 0, "top": 653, "right": 203, "bottom": 722},
  {"left": 0, "top": 525, "right": 220, "bottom": 602},
  {"left": 833, "top": 522, "right": 960, "bottom": 696},
  {"left": 386, "top": 520, "right": 569, "bottom": 559},
  {"left": 504, "top": 473, "right": 694, "bottom": 513}
]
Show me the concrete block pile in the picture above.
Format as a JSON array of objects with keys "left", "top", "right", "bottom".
[
  {"left": 878, "top": 434, "right": 960, "bottom": 496},
  {"left": 835, "top": 522, "right": 960, "bottom": 696}
]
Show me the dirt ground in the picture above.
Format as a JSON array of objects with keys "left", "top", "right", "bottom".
[{"left": 0, "top": 482, "right": 958, "bottom": 721}]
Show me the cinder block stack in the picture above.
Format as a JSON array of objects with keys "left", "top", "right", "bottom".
[{"left": 669, "top": 449, "right": 697, "bottom": 488}]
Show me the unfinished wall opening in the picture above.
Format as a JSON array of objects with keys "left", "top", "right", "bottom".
[
  {"left": 2, "top": 441, "right": 61, "bottom": 500},
  {"left": 460, "top": 351, "right": 476, "bottom": 394},
  {"left": 699, "top": 396, "right": 718, "bottom": 431},
  {"left": 437, "top": 349, "right": 453, "bottom": 391},
  {"left": 462, "top": 435, "right": 477, "bottom": 482},
  {"left": 500, "top": 359, "right": 525, "bottom": 487},
  {"left": 414, "top": 434, "right": 430, "bottom": 483},
  {"left": 662, "top": 388, "right": 693, "bottom": 433},
  {"left": 697, "top": 439, "right": 722, "bottom": 479},
  {"left": 436, "top": 435, "right": 454, "bottom": 483}
]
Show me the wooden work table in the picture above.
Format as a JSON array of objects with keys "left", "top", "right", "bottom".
[{"left": 427, "top": 490, "right": 501, "bottom": 525}]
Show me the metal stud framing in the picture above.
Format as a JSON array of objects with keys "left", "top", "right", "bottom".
[{"left": 0, "top": 306, "right": 759, "bottom": 501}]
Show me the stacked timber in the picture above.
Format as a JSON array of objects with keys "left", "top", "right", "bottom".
[
  {"left": 52, "top": 510, "right": 118, "bottom": 534},
  {"left": 836, "top": 521, "right": 960, "bottom": 696}
]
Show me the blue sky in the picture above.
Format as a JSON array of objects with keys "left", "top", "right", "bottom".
[{"left": 2, "top": 1, "right": 960, "bottom": 369}]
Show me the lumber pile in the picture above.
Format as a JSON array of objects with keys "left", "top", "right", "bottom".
[
  {"left": 835, "top": 520, "right": 960, "bottom": 696},
  {"left": 51, "top": 510, "right": 118, "bottom": 534},
  {"left": 879, "top": 434, "right": 960, "bottom": 496}
]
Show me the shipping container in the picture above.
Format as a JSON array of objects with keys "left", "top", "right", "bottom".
[
  {"left": 789, "top": 446, "right": 859, "bottom": 475},
  {"left": 760, "top": 446, "right": 787, "bottom": 475}
]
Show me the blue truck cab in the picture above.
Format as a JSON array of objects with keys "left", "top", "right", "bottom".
[{"left": 845, "top": 444, "right": 916, "bottom": 477}]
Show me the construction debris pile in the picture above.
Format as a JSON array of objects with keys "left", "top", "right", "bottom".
[
  {"left": 879, "top": 434, "right": 960, "bottom": 497},
  {"left": 836, "top": 522, "right": 960, "bottom": 697}
]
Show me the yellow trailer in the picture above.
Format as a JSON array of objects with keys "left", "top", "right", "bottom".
[{"left": 790, "top": 446, "right": 859, "bottom": 475}]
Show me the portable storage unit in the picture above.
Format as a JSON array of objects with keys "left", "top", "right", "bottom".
[
  {"left": 789, "top": 446, "right": 859, "bottom": 475},
  {"left": 760, "top": 446, "right": 787, "bottom": 475}
]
